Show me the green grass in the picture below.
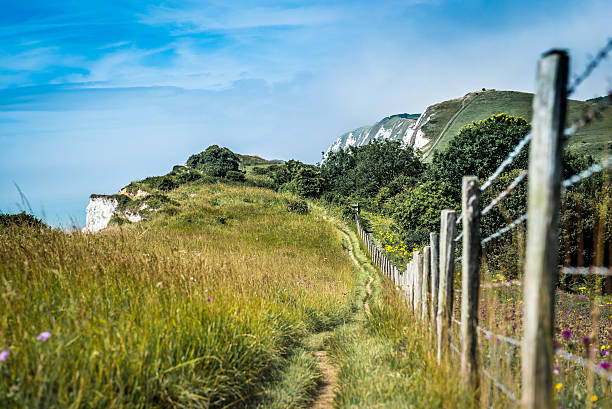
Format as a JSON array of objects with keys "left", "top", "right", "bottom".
[
  {"left": 324, "top": 220, "right": 475, "bottom": 409},
  {"left": 0, "top": 183, "right": 355, "bottom": 408},
  {"left": 422, "top": 90, "right": 612, "bottom": 161}
]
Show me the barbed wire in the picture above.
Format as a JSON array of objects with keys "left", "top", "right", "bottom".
[
  {"left": 477, "top": 326, "right": 521, "bottom": 347},
  {"left": 454, "top": 231, "right": 463, "bottom": 242},
  {"left": 455, "top": 256, "right": 462, "bottom": 263},
  {"left": 480, "top": 133, "right": 532, "bottom": 192},
  {"left": 567, "top": 37, "right": 612, "bottom": 96},
  {"left": 450, "top": 342, "right": 460, "bottom": 355},
  {"left": 564, "top": 102, "right": 610, "bottom": 140},
  {"left": 556, "top": 349, "right": 612, "bottom": 382},
  {"left": 560, "top": 266, "right": 612, "bottom": 277},
  {"left": 482, "top": 367, "right": 518, "bottom": 402},
  {"left": 482, "top": 280, "right": 521, "bottom": 289},
  {"left": 482, "top": 170, "right": 528, "bottom": 216},
  {"left": 456, "top": 213, "right": 462, "bottom": 225},
  {"left": 562, "top": 154, "right": 612, "bottom": 189},
  {"left": 481, "top": 213, "right": 528, "bottom": 246}
]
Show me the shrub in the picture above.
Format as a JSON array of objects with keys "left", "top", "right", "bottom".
[
  {"left": 225, "top": 170, "right": 246, "bottom": 182},
  {"left": 187, "top": 145, "right": 240, "bottom": 177},
  {"left": 158, "top": 176, "right": 178, "bottom": 191},
  {"left": 0, "top": 212, "right": 47, "bottom": 229},
  {"left": 286, "top": 199, "right": 309, "bottom": 214}
]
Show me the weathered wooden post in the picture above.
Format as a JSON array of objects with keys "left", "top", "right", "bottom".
[
  {"left": 421, "top": 246, "right": 431, "bottom": 321},
  {"left": 460, "top": 176, "right": 481, "bottom": 387},
  {"left": 437, "top": 210, "right": 457, "bottom": 364},
  {"left": 522, "top": 50, "right": 568, "bottom": 409},
  {"left": 430, "top": 233, "right": 440, "bottom": 328},
  {"left": 413, "top": 251, "right": 422, "bottom": 314}
]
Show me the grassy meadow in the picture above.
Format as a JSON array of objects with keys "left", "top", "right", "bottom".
[{"left": 0, "top": 183, "right": 356, "bottom": 408}]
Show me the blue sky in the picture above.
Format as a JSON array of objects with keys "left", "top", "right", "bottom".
[{"left": 1, "top": 0, "right": 611, "bottom": 227}]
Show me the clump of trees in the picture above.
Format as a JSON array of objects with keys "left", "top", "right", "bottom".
[{"left": 187, "top": 145, "right": 240, "bottom": 177}]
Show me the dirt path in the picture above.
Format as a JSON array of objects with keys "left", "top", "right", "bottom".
[{"left": 312, "top": 350, "right": 336, "bottom": 409}]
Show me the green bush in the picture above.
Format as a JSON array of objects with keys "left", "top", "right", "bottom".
[
  {"left": 158, "top": 176, "right": 178, "bottom": 191},
  {"left": 187, "top": 145, "right": 240, "bottom": 177},
  {"left": 0, "top": 212, "right": 47, "bottom": 229},
  {"left": 427, "top": 113, "right": 530, "bottom": 200},
  {"left": 286, "top": 199, "right": 309, "bottom": 214},
  {"left": 225, "top": 170, "right": 246, "bottom": 182},
  {"left": 391, "top": 181, "right": 458, "bottom": 248}
]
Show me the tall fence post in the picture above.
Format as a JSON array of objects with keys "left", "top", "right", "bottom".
[
  {"left": 421, "top": 246, "right": 431, "bottom": 321},
  {"left": 522, "top": 50, "right": 568, "bottom": 409},
  {"left": 413, "top": 251, "right": 422, "bottom": 314},
  {"left": 460, "top": 176, "right": 481, "bottom": 387},
  {"left": 437, "top": 209, "right": 457, "bottom": 364},
  {"left": 430, "top": 233, "right": 440, "bottom": 329}
]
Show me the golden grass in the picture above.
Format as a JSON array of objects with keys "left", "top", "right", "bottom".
[{"left": 0, "top": 183, "right": 355, "bottom": 408}]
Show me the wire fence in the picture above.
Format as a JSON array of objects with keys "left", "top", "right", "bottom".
[{"left": 355, "top": 40, "right": 611, "bottom": 409}]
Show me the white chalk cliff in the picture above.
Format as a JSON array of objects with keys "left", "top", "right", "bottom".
[{"left": 84, "top": 197, "right": 119, "bottom": 233}]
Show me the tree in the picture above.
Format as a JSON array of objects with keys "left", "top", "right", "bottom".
[
  {"left": 293, "top": 167, "right": 323, "bottom": 198},
  {"left": 187, "top": 145, "right": 240, "bottom": 177},
  {"left": 427, "top": 114, "right": 531, "bottom": 200},
  {"left": 320, "top": 139, "right": 425, "bottom": 205},
  {"left": 391, "top": 181, "right": 458, "bottom": 248}
]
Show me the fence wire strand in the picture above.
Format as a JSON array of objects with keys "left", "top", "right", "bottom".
[
  {"left": 482, "top": 367, "right": 518, "bottom": 402},
  {"left": 562, "top": 154, "right": 612, "bottom": 189},
  {"left": 560, "top": 266, "right": 612, "bottom": 276},
  {"left": 482, "top": 170, "right": 528, "bottom": 216},
  {"left": 567, "top": 37, "right": 612, "bottom": 96},
  {"left": 481, "top": 213, "right": 528, "bottom": 246},
  {"left": 477, "top": 326, "right": 521, "bottom": 347},
  {"left": 480, "top": 132, "right": 532, "bottom": 192}
]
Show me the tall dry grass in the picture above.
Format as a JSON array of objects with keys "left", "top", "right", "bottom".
[{"left": 0, "top": 184, "right": 355, "bottom": 408}]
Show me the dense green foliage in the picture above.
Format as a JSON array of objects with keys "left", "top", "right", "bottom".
[
  {"left": 427, "top": 113, "right": 530, "bottom": 200},
  {"left": 321, "top": 140, "right": 425, "bottom": 207},
  {"left": 187, "top": 145, "right": 240, "bottom": 177},
  {"left": 0, "top": 212, "right": 48, "bottom": 229}
]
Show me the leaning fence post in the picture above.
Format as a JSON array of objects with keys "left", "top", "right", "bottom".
[
  {"left": 437, "top": 209, "right": 457, "bottom": 364},
  {"left": 430, "top": 233, "right": 440, "bottom": 329},
  {"left": 421, "top": 246, "right": 431, "bottom": 321},
  {"left": 522, "top": 50, "right": 568, "bottom": 409},
  {"left": 460, "top": 176, "right": 481, "bottom": 387}
]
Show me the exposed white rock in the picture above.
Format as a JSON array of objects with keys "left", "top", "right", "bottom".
[
  {"left": 84, "top": 197, "right": 119, "bottom": 233},
  {"left": 124, "top": 211, "right": 142, "bottom": 223}
]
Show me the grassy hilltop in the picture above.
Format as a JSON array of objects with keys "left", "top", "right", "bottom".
[{"left": 421, "top": 90, "right": 612, "bottom": 160}]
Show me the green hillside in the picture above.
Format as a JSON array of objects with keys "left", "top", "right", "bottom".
[{"left": 422, "top": 90, "right": 612, "bottom": 161}]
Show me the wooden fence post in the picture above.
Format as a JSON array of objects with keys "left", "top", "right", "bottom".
[
  {"left": 437, "top": 209, "right": 457, "bottom": 364},
  {"left": 414, "top": 251, "right": 422, "bottom": 314},
  {"left": 522, "top": 50, "right": 568, "bottom": 409},
  {"left": 430, "top": 233, "right": 440, "bottom": 329},
  {"left": 421, "top": 246, "right": 431, "bottom": 321},
  {"left": 460, "top": 176, "right": 481, "bottom": 387}
]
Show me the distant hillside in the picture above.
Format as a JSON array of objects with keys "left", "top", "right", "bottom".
[
  {"left": 587, "top": 95, "right": 612, "bottom": 105},
  {"left": 325, "top": 90, "right": 612, "bottom": 161},
  {"left": 236, "top": 153, "right": 283, "bottom": 166}
]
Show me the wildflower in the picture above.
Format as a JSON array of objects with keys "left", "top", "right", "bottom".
[
  {"left": 561, "top": 329, "right": 572, "bottom": 340},
  {"left": 590, "top": 395, "right": 598, "bottom": 402},
  {"left": 599, "top": 362, "right": 611, "bottom": 370},
  {"left": 37, "top": 332, "right": 51, "bottom": 341},
  {"left": 555, "top": 382, "right": 562, "bottom": 390},
  {"left": 553, "top": 365, "right": 560, "bottom": 375},
  {"left": 485, "top": 333, "right": 491, "bottom": 340},
  {"left": 0, "top": 349, "right": 9, "bottom": 362},
  {"left": 206, "top": 297, "right": 213, "bottom": 302}
]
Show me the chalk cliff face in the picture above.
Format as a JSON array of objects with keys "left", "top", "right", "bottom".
[
  {"left": 84, "top": 197, "right": 119, "bottom": 233},
  {"left": 83, "top": 195, "right": 146, "bottom": 233},
  {"left": 323, "top": 113, "right": 430, "bottom": 161}
]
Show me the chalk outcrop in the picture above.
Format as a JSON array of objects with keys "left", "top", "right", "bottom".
[{"left": 84, "top": 196, "right": 119, "bottom": 233}]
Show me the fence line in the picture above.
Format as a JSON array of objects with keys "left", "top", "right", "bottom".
[{"left": 353, "top": 43, "right": 611, "bottom": 409}]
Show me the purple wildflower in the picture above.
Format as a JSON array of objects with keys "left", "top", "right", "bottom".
[
  {"left": 37, "top": 332, "right": 51, "bottom": 341},
  {"left": 206, "top": 297, "right": 213, "bottom": 302},
  {"left": 561, "top": 329, "right": 572, "bottom": 340},
  {"left": 602, "top": 349, "right": 609, "bottom": 357},
  {"left": 583, "top": 337, "right": 591, "bottom": 346},
  {"left": 0, "top": 350, "right": 9, "bottom": 362},
  {"left": 485, "top": 333, "right": 491, "bottom": 340},
  {"left": 553, "top": 365, "right": 561, "bottom": 375},
  {"left": 599, "top": 362, "right": 611, "bottom": 371}
]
